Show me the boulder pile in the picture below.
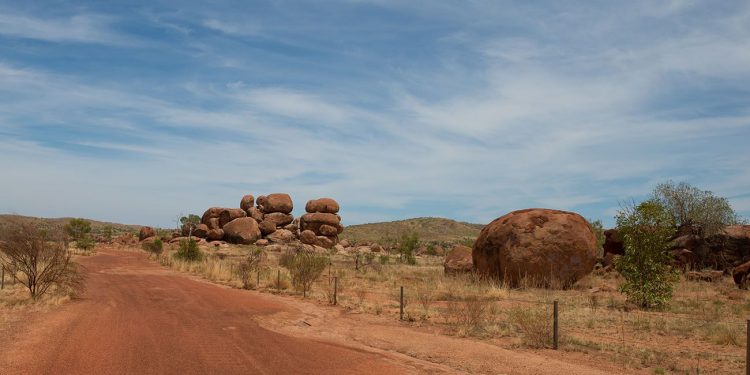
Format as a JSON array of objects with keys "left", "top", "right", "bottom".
[
  {"left": 190, "top": 193, "right": 344, "bottom": 248},
  {"left": 300, "top": 198, "right": 343, "bottom": 249}
]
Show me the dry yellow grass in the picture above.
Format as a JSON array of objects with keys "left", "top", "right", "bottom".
[{"left": 150, "top": 242, "right": 747, "bottom": 374}]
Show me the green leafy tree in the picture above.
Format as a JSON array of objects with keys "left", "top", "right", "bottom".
[
  {"left": 615, "top": 200, "right": 679, "bottom": 309},
  {"left": 398, "top": 232, "right": 418, "bottom": 265},
  {"left": 652, "top": 181, "right": 743, "bottom": 236},
  {"left": 179, "top": 214, "right": 201, "bottom": 237},
  {"left": 64, "top": 218, "right": 91, "bottom": 241}
]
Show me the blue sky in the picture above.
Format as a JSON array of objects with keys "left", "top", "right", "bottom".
[{"left": 1, "top": 0, "right": 749, "bottom": 228}]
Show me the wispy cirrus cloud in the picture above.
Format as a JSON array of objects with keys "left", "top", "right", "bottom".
[{"left": 0, "top": 0, "right": 748, "bottom": 227}]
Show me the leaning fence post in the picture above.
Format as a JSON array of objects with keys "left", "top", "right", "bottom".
[
  {"left": 1, "top": 266, "right": 4, "bottom": 290},
  {"left": 333, "top": 277, "right": 338, "bottom": 305},
  {"left": 553, "top": 300, "right": 559, "bottom": 350},
  {"left": 400, "top": 286, "right": 404, "bottom": 321}
]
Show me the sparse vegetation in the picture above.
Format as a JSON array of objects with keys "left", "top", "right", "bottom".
[
  {"left": 64, "top": 218, "right": 91, "bottom": 242},
  {"left": 280, "top": 251, "right": 328, "bottom": 297},
  {"left": 652, "top": 181, "right": 743, "bottom": 236},
  {"left": 237, "top": 248, "right": 266, "bottom": 289},
  {"left": 142, "top": 238, "right": 164, "bottom": 255},
  {"left": 615, "top": 199, "right": 679, "bottom": 309},
  {"left": 0, "top": 219, "right": 83, "bottom": 300},
  {"left": 398, "top": 232, "right": 418, "bottom": 265},
  {"left": 174, "top": 238, "right": 201, "bottom": 261}
]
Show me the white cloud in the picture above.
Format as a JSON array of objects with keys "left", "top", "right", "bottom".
[{"left": 0, "top": 12, "right": 133, "bottom": 45}]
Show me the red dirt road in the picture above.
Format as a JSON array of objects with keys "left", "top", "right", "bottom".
[{"left": 0, "top": 250, "right": 417, "bottom": 374}]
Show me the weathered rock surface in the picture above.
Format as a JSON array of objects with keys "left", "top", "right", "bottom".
[
  {"left": 315, "top": 236, "right": 335, "bottom": 249},
  {"left": 219, "top": 208, "right": 247, "bottom": 228},
  {"left": 300, "top": 230, "right": 317, "bottom": 245},
  {"left": 201, "top": 207, "right": 223, "bottom": 225},
  {"left": 473, "top": 208, "right": 598, "bottom": 288},
  {"left": 305, "top": 198, "right": 340, "bottom": 214},
  {"left": 246, "top": 207, "right": 264, "bottom": 222},
  {"left": 444, "top": 245, "right": 473, "bottom": 275},
  {"left": 139, "top": 227, "right": 156, "bottom": 241},
  {"left": 240, "top": 194, "right": 255, "bottom": 211},
  {"left": 206, "top": 228, "right": 224, "bottom": 241},
  {"left": 222, "top": 218, "right": 261, "bottom": 245},
  {"left": 193, "top": 224, "right": 209, "bottom": 238},
  {"left": 261, "top": 193, "right": 293, "bottom": 214},
  {"left": 255, "top": 239, "right": 269, "bottom": 246},
  {"left": 319, "top": 224, "right": 338, "bottom": 237},
  {"left": 264, "top": 212, "right": 294, "bottom": 227},
  {"left": 259, "top": 220, "right": 277, "bottom": 236},
  {"left": 267, "top": 229, "right": 295, "bottom": 243}
]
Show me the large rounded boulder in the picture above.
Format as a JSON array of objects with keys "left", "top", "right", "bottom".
[
  {"left": 305, "top": 198, "right": 340, "bottom": 214},
  {"left": 262, "top": 193, "right": 293, "bottom": 214},
  {"left": 222, "top": 218, "right": 261, "bottom": 245},
  {"left": 473, "top": 208, "right": 597, "bottom": 288},
  {"left": 444, "top": 245, "right": 473, "bottom": 275}
]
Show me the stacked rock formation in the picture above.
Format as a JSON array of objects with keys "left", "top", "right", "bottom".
[
  {"left": 192, "top": 192, "right": 343, "bottom": 247},
  {"left": 299, "top": 198, "right": 343, "bottom": 249}
]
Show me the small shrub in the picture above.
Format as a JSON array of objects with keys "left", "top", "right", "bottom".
[
  {"left": 237, "top": 248, "right": 266, "bottom": 289},
  {"left": 379, "top": 255, "right": 389, "bottom": 265},
  {"left": 77, "top": 235, "right": 96, "bottom": 251},
  {"left": 174, "top": 239, "right": 201, "bottom": 261},
  {"left": 415, "top": 284, "right": 435, "bottom": 316},
  {"left": 280, "top": 251, "right": 328, "bottom": 297},
  {"left": 448, "top": 295, "right": 494, "bottom": 335},
  {"left": 508, "top": 306, "right": 552, "bottom": 348},
  {"left": 142, "top": 238, "right": 164, "bottom": 255}
]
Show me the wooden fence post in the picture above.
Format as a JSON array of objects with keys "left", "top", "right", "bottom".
[
  {"left": 553, "top": 300, "right": 559, "bottom": 350},
  {"left": 1, "top": 266, "right": 4, "bottom": 290},
  {"left": 746, "top": 319, "right": 749, "bottom": 375},
  {"left": 333, "top": 277, "right": 338, "bottom": 306},
  {"left": 400, "top": 286, "right": 404, "bottom": 321}
]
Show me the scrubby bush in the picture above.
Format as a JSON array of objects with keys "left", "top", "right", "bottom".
[
  {"left": 587, "top": 218, "right": 605, "bottom": 256},
  {"left": 65, "top": 218, "right": 91, "bottom": 242},
  {"left": 398, "top": 232, "right": 418, "bottom": 265},
  {"left": 280, "top": 250, "right": 328, "bottom": 297},
  {"left": 101, "top": 225, "right": 114, "bottom": 244},
  {"left": 0, "top": 219, "right": 84, "bottom": 299},
  {"left": 142, "top": 238, "right": 164, "bottom": 255},
  {"left": 615, "top": 199, "right": 679, "bottom": 309},
  {"left": 77, "top": 235, "right": 96, "bottom": 251},
  {"left": 508, "top": 306, "right": 552, "bottom": 348},
  {"left": 237, "top": 248, "right": 266, "bottom": 289},
  {"left": 174, "top": 239, "right": 201, "bottom": 261}
]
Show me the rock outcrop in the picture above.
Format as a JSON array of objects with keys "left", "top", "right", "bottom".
[
  {"left": 300, "top": 199, "right": 343, "bottom": 249},
  {"left": 139, "top": 226, "right": 156, "bottom": 241},
  {"left": 444, "top": 245, "right": 473, "bottom": 275},
  {"left": 473, "top": 208, "right": 598, "bottom": 288},
  {"left": 222, "top": 218, "right": 261, "bottom": 245}
]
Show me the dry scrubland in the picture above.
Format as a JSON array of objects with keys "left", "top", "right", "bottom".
[{"left": 141, "top": 239, "right": 748, "bottom": 375}]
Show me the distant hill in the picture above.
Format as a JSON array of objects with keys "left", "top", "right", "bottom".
[
  {"left": 340, "top": 217, "right": 485, "bottom": 245},
  {"left": 0, "top": 214, "right": 142, "bottom": 235}
]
